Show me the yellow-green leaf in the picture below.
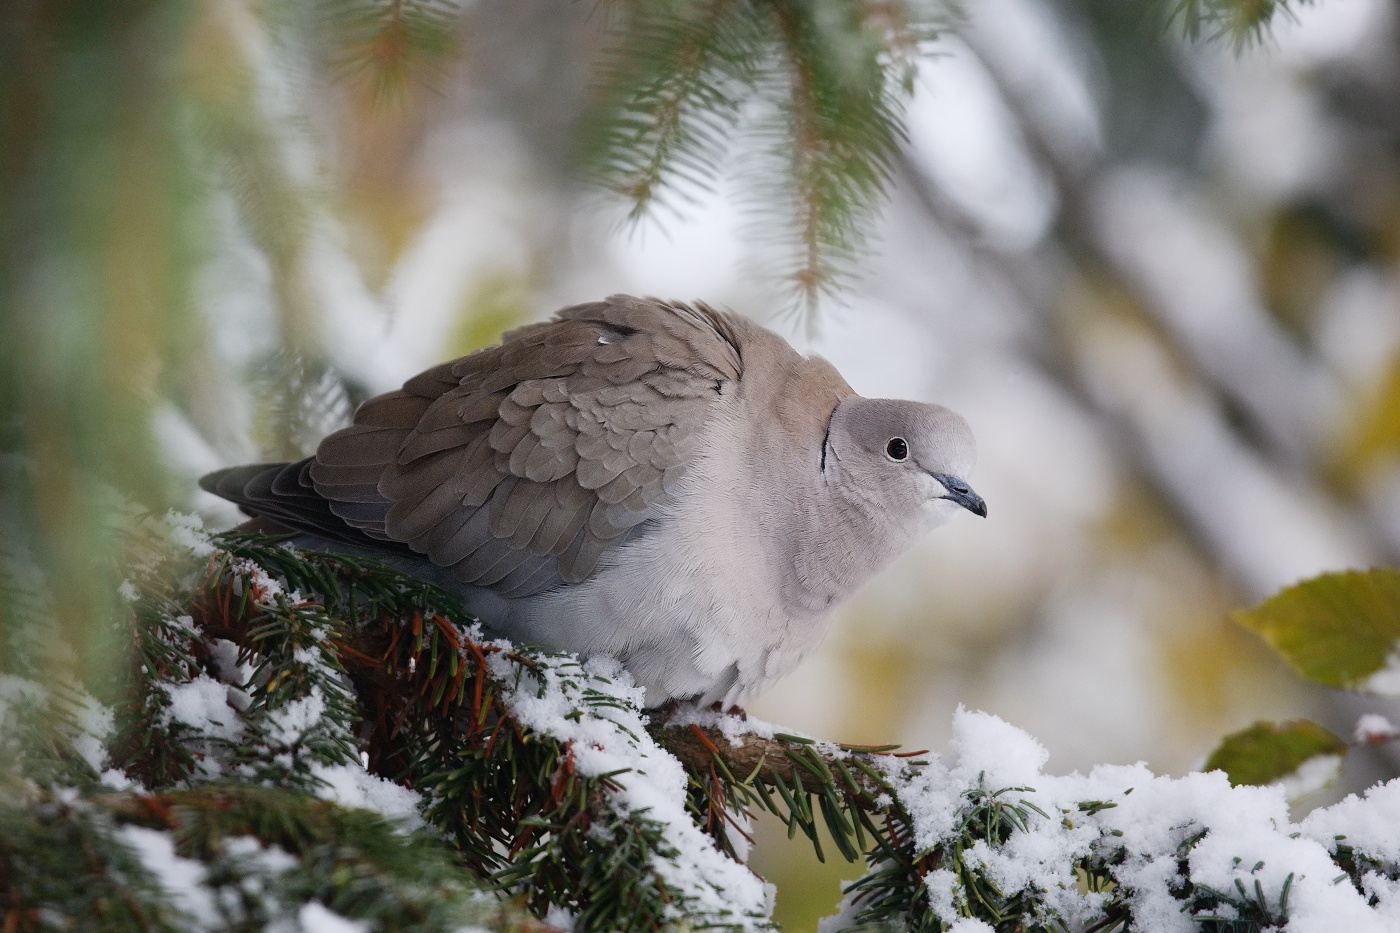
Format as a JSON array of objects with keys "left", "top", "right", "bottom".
[
  {"left": 1204, "top": 720, "right": 1346, "bottom": 789},
  {"left": 1234, "top": 568, "right": 1400, "bottom": 691}
]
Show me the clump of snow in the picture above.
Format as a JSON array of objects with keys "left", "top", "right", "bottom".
[
  {"left": 835, "top": 707, "right": 1400, "bottom": 932},
  {"left": 230, "top": 558, "right": 292, "bottom": 600},
  {"left": 311, "top": 764, "right": 424, "bottom": 826},
  {"left": 208, "top": 638, "right": 254, "bottom": 688},
  {"left": 264, "top": 691, "right": 328, "bottom": 745},
  {"left": 102, "top": 767, "right": 138, "bottom": 790},
  {"left": 164, "top": 674, "right": 244, "bottom": 741},
  {"left": 223, "top": 832, "right": 297, "bottom": 868},
  {"left": 543, "top": 905, "right": 577, "bottom": 931},
  {"left": 484, "top": 647, "right": 774, "bottom": 928},
  {"left": 1355, "top": 713, "right": 1398, "bottom": 744},
  {"left": 947, "top": 920, "right": 995, "bottom": 933},
  {"left": 923, "top": 868, "right": 959, "bottom": 921},
  {"left": 166, "top": 510, "right": 215, "bottom": 557},
  {"left": 1303, "top": 778, "right": 1400, "bottom": 868}
]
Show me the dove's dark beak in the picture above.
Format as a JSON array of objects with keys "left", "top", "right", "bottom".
[{"left": 935, "top": 475, "right": 987, "bottom": 518}]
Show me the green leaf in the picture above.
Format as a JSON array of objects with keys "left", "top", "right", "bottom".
[
  {"left": 1204, "top": 720, "right": 1346, "bottom": 788},
  {"left": 1234, "top": 568, "right": 1400, "bottom": 691}
]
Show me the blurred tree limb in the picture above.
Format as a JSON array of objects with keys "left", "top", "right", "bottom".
[
  {"left": 583, "top": 0, "right": 938, "bottom": 315},
  {"left": 0, "top": 0, "right": 197, "bottom": 686}
]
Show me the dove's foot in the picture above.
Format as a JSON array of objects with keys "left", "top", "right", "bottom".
[
  {"left": 709, "top": 700, "right": 747, "bottom": 720},
  {"left": 651, "top": 697, "right": 684, "bottom": 723},
  {"left": 647, "top": 698, "right": 747, "bottom": 723}
]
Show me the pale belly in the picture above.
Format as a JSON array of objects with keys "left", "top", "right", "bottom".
[{"left": 508, "top": 511, "right": 836, "bottom": 707}]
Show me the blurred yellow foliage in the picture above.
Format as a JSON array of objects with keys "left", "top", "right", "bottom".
[{"left": 1343, "top": 353, "right": 1400, "bottom": 483}]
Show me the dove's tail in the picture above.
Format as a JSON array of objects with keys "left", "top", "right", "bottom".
[{"left": 199, "top": 461, "right": 411, "bottom": 554}]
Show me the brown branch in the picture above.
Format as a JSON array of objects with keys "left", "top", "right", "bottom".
[
  {"left": 649, "top": 720, "right": 921, "bottom": 799},
  {"left": 651, "top": 721, "right": 803, "bottom": 785}
]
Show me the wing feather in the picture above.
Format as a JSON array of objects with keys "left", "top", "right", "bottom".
[{"left": 242, "top": 296, "right": 743, "bottom": 598}]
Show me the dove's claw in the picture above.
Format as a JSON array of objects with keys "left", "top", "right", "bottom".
[{"left": 708, "top": 700, "right": 747, "bottom": 720}]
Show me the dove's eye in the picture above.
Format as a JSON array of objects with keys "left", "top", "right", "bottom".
[{"left": 886, "top": 437, "right": 908, "bottom": 461}]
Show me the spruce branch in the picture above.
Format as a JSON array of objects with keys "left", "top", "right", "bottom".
[
  {"left": 320, "top": 0, "right": 467, "bottom": 105},
  {"left": 758, "top": 0, "right": 915, "bottom": 312},
  {"left": 1161, "top": 0, "right": 1312, "bottom": 49},
  {"left": 166, "top": 534, "right": 771, "bottom": 930},
  {"left": 648, "top": 719, "right": 1061, "bottom": 930},
  {"left": 584, "top": 0, "right": 768, "bottom": 222},
  {"left": 585, "top": 0, "right": 942, "bottom": 316}
]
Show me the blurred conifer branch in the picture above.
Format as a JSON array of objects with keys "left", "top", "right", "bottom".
[
  {"left": 320, "top": 0, "right": 467, "bottom": 105},
  {"left": 584, "top": 0, "right": 941, "bottom": 315},
  {"left": 0, "top": 783, "right": 542, "bottom": 933},
  {"left": 1163, "top": 0, "right": 1314, "bottom": 48}
]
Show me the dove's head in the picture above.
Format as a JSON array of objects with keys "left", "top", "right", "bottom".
[{"left": 825, "top": 398, "right": 985, "bottom": 527}]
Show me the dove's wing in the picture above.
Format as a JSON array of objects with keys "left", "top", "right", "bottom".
[{"left": 306, "top": 296, "right": 743, "bottom": 597}]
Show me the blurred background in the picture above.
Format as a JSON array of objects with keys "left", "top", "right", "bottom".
[{"left": 5, "top": 0, "right": 1400, "bottom": 927}]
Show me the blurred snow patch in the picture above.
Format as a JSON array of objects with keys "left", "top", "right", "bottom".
[
  {"left": 1355, "top": 713, "right": 1399, "bottom": 744},
  {"left": 604, "top": 177, "right": 746, "bottom": 305},
  {"left": 296, "top": 901, "right": 369, "bottom": 933},
  {"left": 806, "top": 298, "right": 942, "bottom": 400},
  {"left": 1279, "top": 753, "right": 1344, "bottom": 801},
  {"left": 962, "top": 0, "right": 1101, "bottom": 168},
  {"left": 74, "top": 692, "right": 114, "bottom": 776},
  {"left": 1092, "top": 168, "right": 1344, "bottom": 459},
  {"left": 309, "top": 225, "right": 416, "bottom": 395},
  {"left": 1200, "top": 52, "right": 1343, "bottom": 203},
  {"left": 1076, "top": 305, "right": 1369, "bottom": 597},
  {"left": 1315, "top": 267, "right": 1400, "bottom": 394},
  {"left": 907, "top": 45, "right": 1057, "bottom": 250},
  {"left": 120, "top": 825, "right": 218, "bottom": 929},
  {"left": 1362, "top": 650, "right": 1400, "bottom": 695},
  {"left": 1268, "top": 0, "right": 1386, "bottom": 66}
]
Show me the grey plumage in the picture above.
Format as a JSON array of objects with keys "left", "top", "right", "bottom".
[{"left": 202, "top": 295, "right": 984, "bottom": 707}]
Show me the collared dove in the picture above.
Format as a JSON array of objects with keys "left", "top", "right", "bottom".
[{"left": 202, "top": 295, "right": 985, "bottom": 707}]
